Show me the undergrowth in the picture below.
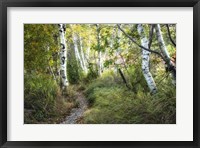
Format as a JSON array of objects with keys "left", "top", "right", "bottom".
[
  {"left": 24, "top": 73, "right": 77, "bottom": 124},
  {"left": 83, "top": 71, "right": 176, "bottom": 124}
]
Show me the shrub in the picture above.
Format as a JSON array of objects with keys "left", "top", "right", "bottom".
[
  {"left": 24, "top": 73, "right": 59, "bottom": 123},
  {"left": 83, "top": 63, "right": 98, "bottom": 83},
  {"left": 67, "top": 48, "right": 84, "bottom": 84}
]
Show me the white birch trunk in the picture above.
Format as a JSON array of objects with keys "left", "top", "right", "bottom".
[
  {"left": 59, "top": 24, "right": 68, "bottom": 89},
  {"left": 86, "top": 24, "right": 91, "bottom": 61},
  {"left": 155, "top": 24, "right": 176, "bottom": 84},
  {"left": 71, "top": 31, "right": 85, "bottom": 71},
  {"left": 137, "top": 24, "right": 157, "bottom": 94},
  {"left": 79, "top": 36, "right": 88, "bottom": 73}
]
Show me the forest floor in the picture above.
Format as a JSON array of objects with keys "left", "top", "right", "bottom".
[{"left": 61, "top": 91, "right": 88, "bottom": 124}]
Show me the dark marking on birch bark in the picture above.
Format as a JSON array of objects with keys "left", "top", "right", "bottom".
[
  {"left": 60, "top": 43, "right": 65, "bottom": 49},
  {"left": 61, "top": 56, "right": 65, "bottom": 65},
  {"left": 59, "top": 29, "right": 63, "bottom": 33},
  {"left": 63, "top": 24, "right": 66, "bottom": 32}
]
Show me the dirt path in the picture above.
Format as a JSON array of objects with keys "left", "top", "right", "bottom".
[{"left": 61, "top": 91, "right": 88, "bottom": 124}]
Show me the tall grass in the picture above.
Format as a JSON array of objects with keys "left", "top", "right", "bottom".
[
  {"left": 83, "top": 71, "right": 176, "bottom": 124},
  {"left": 24, "top": 73, "right": 76, "bottom": 123}
]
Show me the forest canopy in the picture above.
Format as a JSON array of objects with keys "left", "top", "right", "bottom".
[{"left": 24, "top": 24, "right": 176, "bottom": 124}]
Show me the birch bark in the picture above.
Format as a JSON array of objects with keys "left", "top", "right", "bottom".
[
  {"left": 86, "top": 24, "right": 91, "bottom": 61},
  {"left": 79, "top": 36, "right": 88, "bottom": 73},
  {"left": 137, "top": 24, "right": 157, "bottom": 94},
  {"left": 71, "top": 30, "right": 85, "bottom": 71},
  {"left": 155, "top": 24, "right": 176, "bottom": 84},
  {"left": 59, "top": 24, "right": 68, "bottom": 89}
]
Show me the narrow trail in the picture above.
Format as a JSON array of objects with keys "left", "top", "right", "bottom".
[{"left": 61, "top": 91, "right": 88, "bottom": 124}]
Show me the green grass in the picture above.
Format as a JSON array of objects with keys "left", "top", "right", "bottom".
[
  {"left": 24, "top": 73, "right": 77, "bottom": 124},
  {"left": 83, "top": 72, "right": 176, "bottom": 124},
  {"left": 24, "top": 70, "right": 176, "bottom": 124}
]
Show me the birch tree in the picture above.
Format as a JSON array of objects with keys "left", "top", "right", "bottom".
[
  {"left": 79, "top": 36, "right": 88, "bottom": 73},
  {"left": 137, "top": 24, "right": 157, "bottom": 94},
  {"left": 155, "top": 24, "right": 176, "bottom": 84},
  {"left": 86, "top": 24, "right": 91, "bottom": 61},
  {"left": 59, "top": 24, "right": 68, "bottom": 89},
  {"left": 96, "top": 24, "right": 102, "bottom": 76},
  {"left": 71, "top": 29, "right": 85, "bottom": 71}
]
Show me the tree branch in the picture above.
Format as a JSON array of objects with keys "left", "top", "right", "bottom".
[
  {"left": 166, "top": 24, "right": 176, "bottom": 47},
  {"left": 148, "top": 24, "right": 155, "bottom": 49},
  {"left": 117, "top": 24, "right": 164, "bottom": 60}
]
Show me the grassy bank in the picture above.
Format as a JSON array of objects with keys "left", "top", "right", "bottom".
[
  {"left": 83, "top": 72, "right": 176, "bottom": 124},
  {"left": 24, "top": 73, "right": 78, "bottom": 124}
]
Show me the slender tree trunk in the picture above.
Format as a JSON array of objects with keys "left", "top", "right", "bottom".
[
  {"left": 155, "top": 24, "right": 176, "bottom": 84},
  {"left": 59, "top": 24, "right": 68, "bottom": 89},
  {"left": 115, "top": 25, "right": 132, "bottom": 88},
  {"left": 137, "top": 24, "right": 157, "bottom": 94},
  {"left": 110, "top": 27, "right": 118, "bottom": 73},
  {"left": 98, "top": 51, "right": 102, "bottom": 75},
  {"left": 96, "top": 24, "right": 102, "bottom": 76},
  {"left": 115, "top": 26, "right": 121, "bottom": 73},
  {"left": 166, "top": 24, "right": 176, "bottom": 47},
  {"left": 79, "top": 36, "right": 88, "bottom": 73},
  {"left": 86, "top": 24, "right": 91, "bottom": 61},
  {"left": 148, "top": 24, "right": 155, "bottom": 49},
  {"left": 118, "top": 68, "right": 130, "bottom": 89},
  {"left": 71, "top": 30, "right": 85, "bottom": 71}
]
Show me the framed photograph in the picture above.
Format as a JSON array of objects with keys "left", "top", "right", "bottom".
[{"left": 0, "top": 0, "right": 199, "bottom": 147}]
